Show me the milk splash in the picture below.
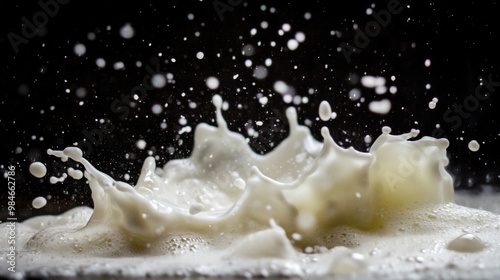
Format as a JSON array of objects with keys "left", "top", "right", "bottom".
[{"left": 1, "top": 95, "right": 500, "bottom": 279}]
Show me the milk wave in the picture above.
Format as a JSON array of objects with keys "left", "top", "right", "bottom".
[{"left": 1, "top": 95, "right": 499, "bottom": 279}]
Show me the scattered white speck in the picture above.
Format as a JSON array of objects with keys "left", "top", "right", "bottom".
[
  {"left": 196, "top": 52, "right": 204, "bottom": 59},
  {"left": 319, "top": 100, "right": 333, "bottom": 121},
  {"left": 361, "top": 76, "right": 386, "bottom": 88},
  {"left": 349, "top": 88, "right": 361, "bottom": 100},
  {"left": 152, "top": 104, "right": 163, "bottom": 114},
  {"left": 29, "top": 162, "right": 47, "bottom": 178},
  {"left": 151, "top": 74, "right": 167, "bottom": 88},
  {"left": 274, "top": 81, "right": 288, "bottom": 94},
  {"left": 87, "top": 32, "right": 96, "bottom": 40},
  {"left": 425, "top": 59, "right": 431, "bottom": 67},
  {"left": 136, "top": 139, "right": 147, "bottom": 150},
  {"left": 242, "top": 44, "right": 256, "bottom": 56},
  {"left": 287, "top": 39, "right": 299, "bottom": 50},
  {"left": 259, "top": 96, "right": 268, "bottom": 105},
  {"left": 113, "top": 61, "right": 125, "bottom": 70},
  {"left": 32, "top": 197, "right": 47, "bottom": 209},
  {"left": 187, "top": 13, "right": 194, "bottom": 20},
  {"left": 73, "top": 43, "right": 86, "bottom": 56},
  {"left": 282, "top": 23, "right": 291, "bottom": 32},
  {"left": 120, "top": 23, "right": 135, "bottom": 39},
  {"left": 364, "top": 135, "right": 373, "bottom": 144},
  {"left": 468, "top": 140, "right": 480, "bottom": 152},
  {"left": 295, "top": 32, "right": 306, "bottom": 42},
  {"left": 253, "top": 65, "right": 268, "bottom": 80},
  {"left": 75, "top": 87, "right": 87, "bottom": 98},
  {"left": 369, "top": 99, "right": 392, "bottom": 114},
  {"left": 206, "top": 77, "right": 220, "bottom": 90}
]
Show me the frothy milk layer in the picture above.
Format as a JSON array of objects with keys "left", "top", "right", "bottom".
[{"left": 1, "top": 95, "right": 499, "bottom": 279}]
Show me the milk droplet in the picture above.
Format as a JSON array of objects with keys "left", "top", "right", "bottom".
[
  {"left": 287, "top": 39, "right": 299, "bottom": 51},
  {"left": 447, "top": 233, "right": 485, "bottom": 253},
  {"left": 152, "top": 104, "right": 163, "bottom": 114},
  {"left": 468, "top": 140, "right": 480, "bottom": 152},
  {"left": 295, "top": 32, "right": 306, "bottom": 42},
  {"left": 348, "top": 88, "right": 361, "bottom": 101},
  {"left": 73, "top": 43, "right": 86, "bottom": 57},
  {"left": 136, "top": 139, "right": 147, "bottom": 150},
  {"left": 67, "top": 167, "right": 83, "bottom": 180},
  {"left": 364, "top": 135, "right": 372, "bottom": 144},
  {"left": 32, "top": 196, "right": 47, "bottom": 209},
  {"left": 206, "top": 77, "right": 220, "bottom": 90},
  {"left": 361, "top": 76, "right": 385, "bottom": 88},
  {"left": 96, "top": 58, "right": 106, "bottom": 68},
  {"left": 120, "top": 23, "right": 135, "bottom": 39},
  {"left": 253, "top": 66, "right": 268, "bottom": 80},
  {"left": 151, "top": 74, "right": 167, "bottom": 88},
  {"left": 319, "top": 101, "right": 332, "bottom": 121},
  {"left": 29, "top": 162, "right": 47, "bottom": 178},
  {"left": 368, "top": 99, "right": 391, "bottom": 114}
]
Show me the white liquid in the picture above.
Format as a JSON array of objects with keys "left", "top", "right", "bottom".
[
  {"left": 1, "top": 95, "right": 499, "bottom": 279},
  {"left": 28, "top": 162, "right": 46, "bottom": 178},
  {"left": 318, "top": 100, "right": 332, "bottom": 121},
  {"left": 468, "top": 140, "right": 480, "bottom": 152},
  {"left": 31, "top": 197, "right": 47, "bottom": 209}
]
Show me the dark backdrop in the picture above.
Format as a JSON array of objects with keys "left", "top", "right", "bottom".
[{"left": 1, "top": 0, "right": 499, "bottom": 221}]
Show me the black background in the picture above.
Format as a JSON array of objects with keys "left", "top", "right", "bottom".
[{"left": 1, "top": 0, "right": 499, "bottom": 221}]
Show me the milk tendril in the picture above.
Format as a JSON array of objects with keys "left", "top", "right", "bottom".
[{"left": 1, "top": 95, "right": 500, "bottom": 279}]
